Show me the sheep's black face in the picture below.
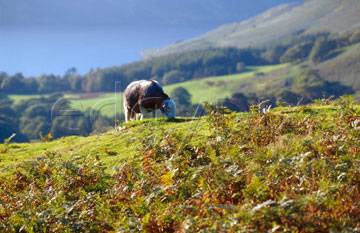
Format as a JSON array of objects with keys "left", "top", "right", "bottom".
[
  {"left": 161, "top": 99, "right": 176, "bottom": 119},
  {"left": 162, "top": 104, "right": 170, "bottom": 112}
]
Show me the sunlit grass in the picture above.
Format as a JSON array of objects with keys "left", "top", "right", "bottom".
[
  {"left": 164, "top": 64, "right": 289, "bottom": 104},
  {"left": 1, "top": 101, "right": 359, "bottom": 231}
]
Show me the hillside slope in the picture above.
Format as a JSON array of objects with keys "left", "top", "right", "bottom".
[
  {"left": 316, "top": 43, "right": 360, "bottom": 90},
  {"left": 143, "top": 0, "right": 360, "bottom": 58},
  {"left": 1, "top": 102, "right": 360, "bottom": 231}
]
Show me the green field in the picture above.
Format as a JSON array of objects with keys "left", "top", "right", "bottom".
[
  {"left": 7, "top": 94, "right": 44, "bottom": 104},
  {"left": 7, "top": 64, "right": 287, "bottom": 117},
  {"left": 65, "top": 92, "right": 124, "bottom": 117},
  {"left": 1, "top": 101, "right": 360, "bottom": 231},
  {"left": 8, "top": 92, "right": 124, "bottom": 118},
  {"left": 164, "top": 64, "right": 288, "bottom": 104}
]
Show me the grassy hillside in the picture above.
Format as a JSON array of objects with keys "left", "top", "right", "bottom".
[
  {"left": 164, "top": 41, "right": 360, "bottom": 105},
  {"left": 58, "top": 42, "right": 360, "bottom": 114},
  {"left": 65, "top": 93, "right": 124, "bottom": 118},
  {"left": 6, "top": 37, "right": 360, "bottom": 120},
  {"left": 7, "top": 93, "right": 123, "bottom": 118},
  {"left": 143, "top": 0, "right": 360, "bottom": 57},
  {"left": 7, "top": 64, "right": 286, "bottom": 117},
  {"left": 317, "top": 42, "right": 360, "bottom": 90},
  {"left": 164, "top": 64, "right": 288, "bottom": 104},
  {"left": 1, "top": 99, "right": 360, "bottom": 231}
]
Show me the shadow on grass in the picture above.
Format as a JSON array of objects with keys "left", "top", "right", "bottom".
[
  {"left": 123, "top": 117, "right": 200, "bottom": 128},
  {"left": 325, "top": 50, "right": 344, "bottom": 61},
  {"left": 167, "top": 117, "right": 200, "bottom": 123},
  {"left": 0, "top": 93, "right": 8, "bottom": 100}
]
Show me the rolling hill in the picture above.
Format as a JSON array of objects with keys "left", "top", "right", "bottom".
[
  {"left": 317, "top": 42, "right": 360, "bottom": 90},
  {"left": 142, "top": 0, "right": 360, "bottom": 58},
  {"left": 7, "top": 37, "right": 360, "bottom": 118},
  {"left": 1, "top": 102, "right": 360, "bottom": 231},
  {"left": 7, "top": 64, "right": 287, "bottom": 117}
]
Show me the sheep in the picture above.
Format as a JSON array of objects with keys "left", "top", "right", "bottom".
[{"left": 123, "top": 80, "right": 176, "bottom": 122}]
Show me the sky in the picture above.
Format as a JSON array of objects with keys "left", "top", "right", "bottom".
[{"left": 0, "top": 0, "right": 301, "bottom": 77}]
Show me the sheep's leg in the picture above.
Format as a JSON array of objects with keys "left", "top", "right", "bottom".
[
  {"left": 124, "top": 99, "right": 130, "bottom": 123},
  {"left": 135, "top": 113, "right": 143, "bottom": 121},
  {"left": 139, "top": 105, "right": 149, "bottom": 120},
  {"left": 130, "top": 110, "right": 136, "bottom": 121},
  {"left": 125, "top": 108, "right": 132, "bottom": 123},
  {"left": 152, "top": 110, "right": 157, "bottom": 119}
]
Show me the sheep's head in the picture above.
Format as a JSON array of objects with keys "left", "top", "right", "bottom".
[{"left": 161, "top": 99, "right": 176, "bottom": 119}]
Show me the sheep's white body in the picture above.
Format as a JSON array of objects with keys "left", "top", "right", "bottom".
[{"left": 123, "top": 80, "right": 176, "bottom": 122}]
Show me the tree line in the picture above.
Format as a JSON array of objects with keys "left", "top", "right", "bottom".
[
  {"left": 0, "top": 94, "right": 113, "bottom": 143},
  {"left": 1, "top": 31, "right": 359, "bottom": 95}
]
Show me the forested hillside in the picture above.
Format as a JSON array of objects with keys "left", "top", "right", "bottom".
[
  {"left": 0, "top": 94, "right": 112, "bottom": 143},
  {"left": 1, "top": 31, "right": 359, "bottom": 95}
]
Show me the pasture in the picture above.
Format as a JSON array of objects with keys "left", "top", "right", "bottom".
[
  {"left": 164, "top": 64, "right": 289, "bottom": 104},
  {"left": 7, "top": 64, "right": 288, "bottom": 117}
]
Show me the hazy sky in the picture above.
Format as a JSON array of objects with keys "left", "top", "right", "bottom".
[
  {"left": 0, "top": 0, "right": 301, "bottom": 76},
  {"left": 1, "top": 0, "right": 301, "bottom": 27}
]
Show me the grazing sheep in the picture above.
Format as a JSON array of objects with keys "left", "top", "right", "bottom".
[{"left": 123, "top": 80, "right": 176, "bottom": 122}]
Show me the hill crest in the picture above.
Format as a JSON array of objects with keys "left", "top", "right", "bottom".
[{"left": 142, "top": 0, "right": 360, "bottom": 58}]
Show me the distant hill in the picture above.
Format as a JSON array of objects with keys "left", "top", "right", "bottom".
[
  {"left": 142, "top": 0, "right": 360, "bottom": 58},
  {"left": 317, "top": 43, "right": 360, "bottom": 90}
]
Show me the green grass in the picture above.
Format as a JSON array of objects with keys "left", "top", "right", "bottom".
[
  {"left": 1, "top": 102, "right": 360, "bottom": 231},
  {"left": 65, "top": 92, "right": 124, "bottom": 117},
  {"left": 1, "top": 103, "right": 352, "bottom": 178},
  {"left": 6, "top": 64, "right": 287, "bottom": 117},
  {"left": 8, "top": 93, "right": 124, "bottom": 117},
  {"left": 0, "top": 117, "right": 205, "bottom": 177},
  {"left": 164, "top": 63, "right": 288, "bottom": 104},
  {"left": 7, "top": 94, "right": 44, "bottom": 104}
]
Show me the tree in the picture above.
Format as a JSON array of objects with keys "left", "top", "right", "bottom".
[
  {"left": 292, "top": 69, "right": 325, "bottom": 100},
  {"left": 162, "top": 70, "right": 186, "bottom": 85},
  {"left": 221, "top": 92, "right": 249, "bottom": 112},
  {"left": 170, "top": 87, "right": 198, "bottom": 116},
  {"left": 1, "top": 73, "right": 25, "bottom": 93},
  {"left": 171, "top": 87, "right": 191, "bottom": 106},
  {"left": 261, "top": 46, "right": 287, "bottom": 64},
  {"left": 65, "top": 67, "right": 77, "bottom": 77},
  {"left": 309, "top": 37, "right": 337, "bottom": 64},
  {"left": 23, "top": 77, "right": 39, "bottom": 94},
  {"left": 68, "top": 75, "right": 84, "bottom": 91},
  {"left": 0, "top": 99, "right": 24, "bottom": 142},
  {"left": 236, "top": 62, "right": 246, "bottom": 73},
  {"left": 280, "top": 41, "right": 314, "bottom": 63},
  {"left": 276, "top": 90, "right": 302, "bottom": 106},
  {"left": 349, "top": 32, "right": 360, "bottom": 44},
  {"left": 20, "top": 116, "right": 51, "bottom": 140},
  {"left": 0, "top": 72, "right": 8, "bottom": 88},
  {"left": 37, "top": 74, "right": 58, "bottom": 93}
]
